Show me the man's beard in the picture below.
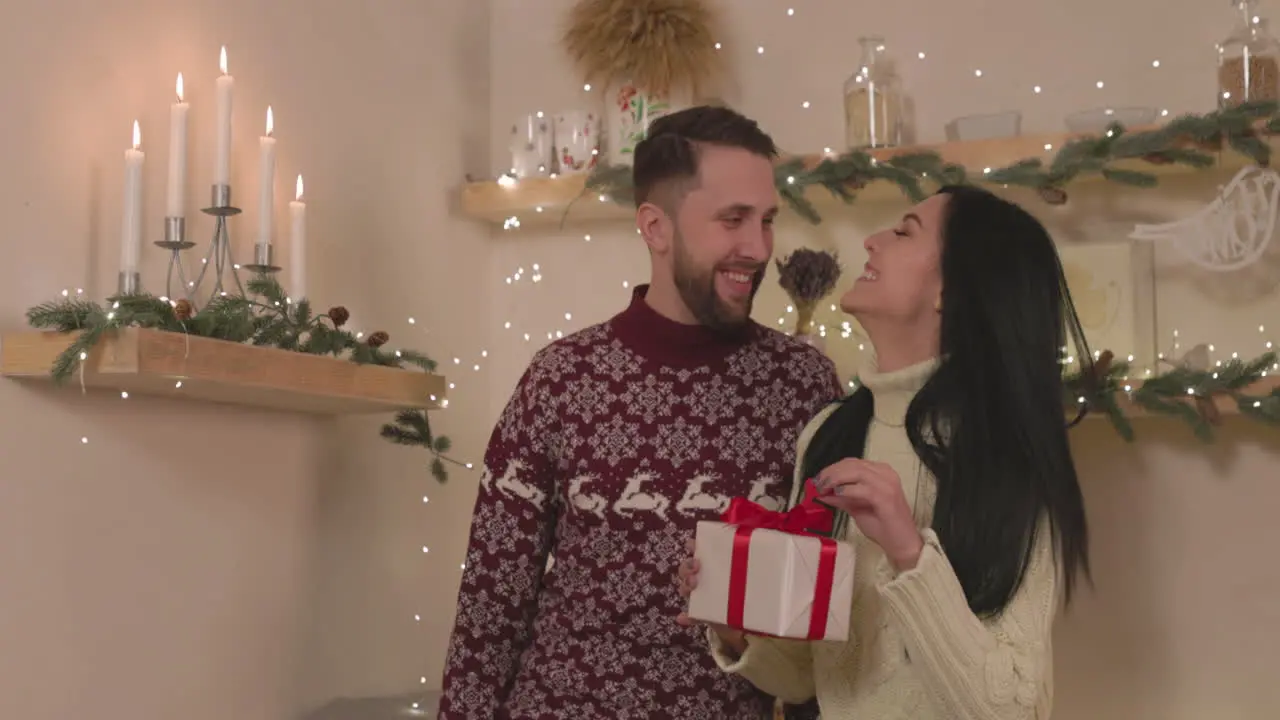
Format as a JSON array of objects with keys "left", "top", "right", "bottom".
[{"left": 672, "top": 230, "right": 764, "bottom": 335}]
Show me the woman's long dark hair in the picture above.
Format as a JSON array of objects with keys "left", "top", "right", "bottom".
[{"left": 802, "top": 185, "right": 1092, "bottom": 617}]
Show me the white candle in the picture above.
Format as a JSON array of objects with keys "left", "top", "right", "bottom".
[
  {"left": 257, "top": 106, "right": 276, "bottom": 247},
  {"left": 214, "top": 46, "right": 234, "bottom": 187},
  {"left": 290, "top": 175, "right": 307, "bottom": 298},
  {"left": 120, "top": 121, "right": 145, "bottom": 275},
  {"left": 165, "top": 73, "right": 189, "bottom": 218}
]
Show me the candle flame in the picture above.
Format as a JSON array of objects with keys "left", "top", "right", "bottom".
[
  {"left": 295, "top": 175, "right": 304, "bottom": 200},
  {"left": 176, "top": 72, "right": 184, "bottom": 102},
  {"left": 265, "top": 106, "right": 274, "bottom": 136},
  {"left": 219, "top": 46, "right": 228, "bottom": 75},
  {"left": 131, "top": 120, "right": 141, "bottom": 149}
]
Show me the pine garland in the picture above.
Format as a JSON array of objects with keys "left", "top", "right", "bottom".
[
  {"left": 24, "top": 275, "right": 459, "bottom": 482},
  {"left": 584, "top": 101, "right": 1280, "bottom": 223},
  {"left": 841, "top": 350, "right": 1279, "bottom": 441},
  {"left": 1062, "top": 350, "right": 1280, "bottom": 441}
]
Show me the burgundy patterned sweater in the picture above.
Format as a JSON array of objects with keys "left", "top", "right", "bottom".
[{"left": 437, "top": 286, "right": 842, "bottom": 719}]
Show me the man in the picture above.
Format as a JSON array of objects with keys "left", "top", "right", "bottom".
[{"left": 437, "top": 106, "right": 842, "bottom": 719}]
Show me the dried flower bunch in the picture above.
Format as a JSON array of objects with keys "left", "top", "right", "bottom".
[
  {"left": 561, "top": 0, "right": 724, "bottom": 97},
  {"left": 776, "top": 249, "right": 842, "bottom": 307},
  {"left": 776, "top": 249, "right": 842, "bottom": 336}
]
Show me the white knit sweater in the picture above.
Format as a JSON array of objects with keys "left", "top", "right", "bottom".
[{"left": 710, "top": 357, "right": 1061, "bottom": 720}]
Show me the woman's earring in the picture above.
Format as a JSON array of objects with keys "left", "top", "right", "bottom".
[{"left": 934, "top": 297, "right": 942, "bottom": 312}]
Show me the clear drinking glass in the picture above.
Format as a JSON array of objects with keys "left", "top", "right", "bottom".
[
  {"left": 843, "top": 36, "right": 903, "bottom": 149},
  {"left": 1217, "top": 0, "right": 1280, "bottom": 107}
]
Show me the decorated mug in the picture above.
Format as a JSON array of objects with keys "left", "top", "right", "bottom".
[{"left": 554, "top": 110, "right": 601, "bottom": 175}]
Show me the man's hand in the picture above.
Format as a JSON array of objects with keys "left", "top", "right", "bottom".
[{"left": 675, "top": 539, "right": 748, "bottom": 655}]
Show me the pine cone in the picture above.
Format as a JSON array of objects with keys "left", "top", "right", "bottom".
[
  {"left": 1037, "top": 186, "right": 1069, "bottom": 206},
  {"left": 173, "top": 299, "right": 194, "bottom": 321},
  {"left": 367, "top": 331, "right": 390, "bottom": 348},
  {"left": 327, "top": 306, "right": 350, "bottom": 326},
  {"left": 1194, "top": 394, "right": 1223, "bottom": 426},
  {"left": 1081, "top": 349, "right": 1115, "bottom": 397}
]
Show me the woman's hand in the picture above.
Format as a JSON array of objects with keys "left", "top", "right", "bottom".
[
  {"left": 675, "top": 540, "right": 749, "bottom": 656},
  {"left": 815, "top": 458, "right": 924, "bottom": 571}
]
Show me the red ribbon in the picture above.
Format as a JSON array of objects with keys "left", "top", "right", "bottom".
[{"left": 722, "top": 481, "right": 839, "bottom": 640}]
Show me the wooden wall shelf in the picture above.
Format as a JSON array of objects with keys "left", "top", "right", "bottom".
[
  {"left": 458, "top": 127, "right": 1253, "bottom": 229},
  {"left": 0, "top": 328, "right": 447, "bottom": 415}
]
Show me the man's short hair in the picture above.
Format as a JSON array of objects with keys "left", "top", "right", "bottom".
[{"left": 631, "top": 105, "right": 778, "bottom": 209}]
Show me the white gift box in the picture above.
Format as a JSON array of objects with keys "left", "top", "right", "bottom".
[{"left": 686, "top": 520, "right": 855, "bottom": 641}]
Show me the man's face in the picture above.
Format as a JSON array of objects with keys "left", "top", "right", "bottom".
[{"left": 666, "top": 145, "right": 778, "bottom": 332}]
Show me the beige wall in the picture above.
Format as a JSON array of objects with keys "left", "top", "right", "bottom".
[
  {"left": 0, "top": 1, "right": 491, "bottom": 718},
  {"left": 1, "top": 0, "right": 1277, "bottom": 719}
]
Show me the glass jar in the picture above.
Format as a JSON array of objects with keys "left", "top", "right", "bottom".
[
  {"left": 844, "top": 36, "right": 904, "bottom": 149},
  {"left": 1217, "top": 0, "right": 1280, "bottom": 107}
]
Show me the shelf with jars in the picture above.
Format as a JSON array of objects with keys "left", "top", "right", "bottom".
[{"left": 456, "top": 125, "right": 1265, "bottom": 229}]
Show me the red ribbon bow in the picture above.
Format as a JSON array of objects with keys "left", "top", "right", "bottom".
[
  {"left": 719, "top": 480, "right": 839, "bottom": 641},
  {"left": 719, "top": 480, "right": 834, "bottom": 536}
]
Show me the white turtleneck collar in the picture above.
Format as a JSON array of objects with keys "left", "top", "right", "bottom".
[{"left": 857, "top": 353, "right": 940, "bottom": 427}]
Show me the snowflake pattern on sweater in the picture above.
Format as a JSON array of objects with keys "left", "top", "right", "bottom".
[{"left": 437, "top": 288, "right": 843, "bottom": 719}]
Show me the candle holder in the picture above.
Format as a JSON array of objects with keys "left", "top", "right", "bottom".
[
  {"left": 243, "top": 242, "right": 281, "bottom": 274},
  {"left": 115, "top": 271, "right": 141, "bottom": 297},
  {"left": 154, "top": 216, "right": 196, "bottom": 303},
  {"left": 189, "top": 183, "right": 246, "bottom": 306}
]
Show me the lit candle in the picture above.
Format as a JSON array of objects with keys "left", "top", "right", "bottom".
[
  {"left": 257, "top": 106, "right": 276, "bottom": 248},
  {"left": 120, "top": 121, "right": 145, "bottom": 275},
  {"left": 290, "top": 175, "right": 307, "bottom": 297},
  {"left": 214, "top": 46, "right": 233, "bottom": 187},
  {"left": 165, "top": 73, "right": 189, "bottom": 218}
]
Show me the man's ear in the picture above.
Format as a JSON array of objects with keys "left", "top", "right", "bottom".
[{"left": 637, "top": 202, "right": 674, "bottom": 254}]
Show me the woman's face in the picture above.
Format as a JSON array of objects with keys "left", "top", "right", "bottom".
[{"left": 840, "top": 193, "right": 947, "bottom": 321}]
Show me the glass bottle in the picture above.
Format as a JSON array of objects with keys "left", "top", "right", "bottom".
[
  {"left": 1217, "top": 0, "right": 1280, "bottom": 107},
  {"left": 844, "top": 36, "right": 903, "bottom": 149}
]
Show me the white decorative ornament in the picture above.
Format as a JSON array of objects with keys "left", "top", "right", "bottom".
[{"left": 1130, "top": 164, "right": 1279, "bottom": 272}]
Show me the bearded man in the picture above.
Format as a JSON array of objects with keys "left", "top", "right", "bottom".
[{"left": 437, "top": 105, "right": 841, "bottom": 719}]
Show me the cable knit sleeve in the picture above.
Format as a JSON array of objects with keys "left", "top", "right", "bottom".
[
  {"left": 437, "top": 361, "right": 560, "bottom": 719},
  {"left": 878, "top": 524, "right": 1059, "bottom": 720},
  {"left": 708, "top": 631, "right": 817, "bottom": 704}
]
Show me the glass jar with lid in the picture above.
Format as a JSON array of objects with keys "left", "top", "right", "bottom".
[
  {"left": 843, "top": 36, "right": 904, "bottom": 148},
  {"left": 1217, "top": 0, "right": 1280, "bottom": 107}
]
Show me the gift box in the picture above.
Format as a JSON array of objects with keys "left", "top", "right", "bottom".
[{"left": 686, "top": 486, "right": 855, "bottom": 641}]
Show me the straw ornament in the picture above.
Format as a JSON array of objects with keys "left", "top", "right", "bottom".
[{"left": 561, "top": 0, "right": 724, "bottom": 97}]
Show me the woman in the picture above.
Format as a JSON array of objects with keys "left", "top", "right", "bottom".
[{"left": 676, "top": 185, "right": 1093, "bottom": 720}]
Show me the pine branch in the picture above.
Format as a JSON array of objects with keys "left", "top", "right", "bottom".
[
  {"left": 583, "top": 104, "right": 1280, "bottom": 213},
  {"left": 22, "top": 282, "right": 457, "bottom": 481}
]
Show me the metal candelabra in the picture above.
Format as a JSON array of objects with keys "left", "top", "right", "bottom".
[
  {"left": 187, "top": 183, "right": 247, "bottom": 306},
  {"left": 154, "top": 216, "right": 194, "bottom": 303},
  {"left": 127, "top": 183, "right": 284, "bottom": 307}
]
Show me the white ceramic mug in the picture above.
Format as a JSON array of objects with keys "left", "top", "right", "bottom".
[
  {"left": 554, "top": 110, "right": 601, "bottom": 175},
  {"left": 508, "top": 114, "right": 552, "bottom": 178}
]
